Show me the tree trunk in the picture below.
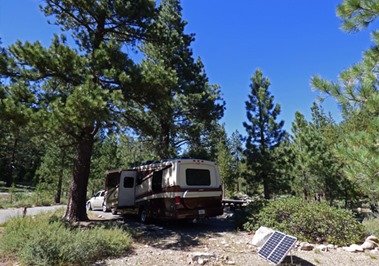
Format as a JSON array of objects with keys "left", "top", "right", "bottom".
[
  {"left": 55, "top": 175, "right": 63, "bottom": 204},
  {"left": 158, "top": 119, "right": 170, "bottom": 159},
  {"left": 63, "top": 128, "right": 94, "bottom": 221},
  {"left": 263, "top": 174, "right": 270, "bottom": 199},
  {"left": 55, "top": 151, "right": 65, "bottom": 204},
  {"left": 6, "top": 134, "right": 19, "bottom": 187}
]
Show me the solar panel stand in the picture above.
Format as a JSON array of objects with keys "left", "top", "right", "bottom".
[{"left": 289, "top": 249, "right": 294, "bottom": 265}]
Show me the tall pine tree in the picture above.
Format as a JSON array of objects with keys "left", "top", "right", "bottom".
[
  {"left": 243, "top": 69, "right": 286, "bottom": 199},
  {"left": 0, "top": 0, "right": 155, "bottom": 221},
  {"left": 290, "top": 104, "right": 346, "bottom": 203},
  {"left": 312, "top": 0, "right": 379, "bottom": 204},
  {"left": 128, "top": 0, "right": 224, "bottom": 159}
]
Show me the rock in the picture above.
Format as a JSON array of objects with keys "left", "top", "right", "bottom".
[
  {"left": 366, "top": 235, "right": 379, "bottom": 244},
  {"left": 316, "top": 244, "right": 329, "bottom": 252},
  {"left": 327, "top": 244, "right": 336, "bottom": 250},
  {"left": 361, "top": 241, "right": 376, "bottom": 250},
  {"left": 343, "top": 244, "right": 364, "bottom": 253},
  {"left": 299, "top": 242, "right": 314, "bottom": 251},
  {"left": 191, "top": 252, "right": 215, "bottom": 263},
  {"left": 197, "top": 257, "right": 205, "bottom": 265},
  {"left": 359, "top": 235, "right": 379, "bottom": 250},
  {"left": 251, "top": 226, "right": 274, "bottom": 247}
]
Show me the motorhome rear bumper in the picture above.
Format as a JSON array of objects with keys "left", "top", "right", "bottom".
[{"left": 175, "top": 207, "right": 223, "bottom": 220}]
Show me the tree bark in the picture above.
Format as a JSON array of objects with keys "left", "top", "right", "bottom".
[
  {"left": 159, "top": 119, "right": 170, "bottom": 159},
  {"left": 6, "top": 134, "right": 19, "bottom": 187},
  {"left": 55, "top": 151, "right": 65, "bottom": 204},
  {"left": 263, "top": 174, "right": 270, "bottom": 199},
  {"left": 63, "top": 127, "right": 94, "bottom": 221}
]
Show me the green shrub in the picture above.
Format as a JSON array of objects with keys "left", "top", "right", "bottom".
[
  {"left": 243, "top": 197, "right": 365, "bottom": 246},
  {"left": 242, "top": 199, "right": 268, "bottom": 231},
  {"left": 363, "top": 216, "right": 379, "bottom": 237},
  {"left": 0, "top": 189, "right": 66, "bottom": 209},
  {"left": 0, "top": 212, "right": 132, "bottom": 265}
]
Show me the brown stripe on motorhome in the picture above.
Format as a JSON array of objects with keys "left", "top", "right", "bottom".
[{"left": 134, "top": 185, "right": 222, "bottom": 201}]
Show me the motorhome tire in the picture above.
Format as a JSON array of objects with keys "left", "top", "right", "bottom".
[
  {"left": 102, "top": 202, "right": 109, "bottom": 212},
  {"left": 139, "top": 208, "right": 149, "bottom": 224}
]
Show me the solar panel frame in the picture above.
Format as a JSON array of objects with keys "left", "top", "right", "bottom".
[
  {"left": 258, "top": 231, "right": 285, "bottom": 259},
  {"left": 258, "top": 231, "right": 297, "bottom": 265}
]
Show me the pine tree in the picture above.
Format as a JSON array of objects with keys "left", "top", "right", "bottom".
[
  {"left": 0, "top": 74, "right": 43, "bottom": 187},
  {"left": 312, "top": 0, "right": 379, "bottom": 204},
  {"left": 229, "top": 130, "right": 244, "bottom": 193},
  {"left": 242, "top": 69, "right": 286, "bottom": 199},
  {"left": 129, "top": 0, "right": 224, "bottom": 159},
  {"left": 215, "top": 126, "right": 239, "bottom": 196},
  {"left": 0, "top": 0, "right": 155, "bottom": 221},
  {"left": 290, "top": 104, "right": 346, "bottom": 203},
  {"left": 36, "top": 141, "right": 73, "bottom": 204}
]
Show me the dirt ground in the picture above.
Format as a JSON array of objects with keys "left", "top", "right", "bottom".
[{"left": 97, "top": 213, "right": 379, "bottom": 266}]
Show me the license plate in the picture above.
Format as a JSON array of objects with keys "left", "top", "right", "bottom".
[{"left": 198, "top": 209, "right": 205, "bottom": 215}]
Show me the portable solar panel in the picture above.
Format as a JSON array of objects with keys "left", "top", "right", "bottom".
[{"left": 258, "top": 231, "right": 297, "bottom": 265}]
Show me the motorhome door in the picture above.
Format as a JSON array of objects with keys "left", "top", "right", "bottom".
[{"left": 118, "top": 170, "right": 137, "bottom": 207}]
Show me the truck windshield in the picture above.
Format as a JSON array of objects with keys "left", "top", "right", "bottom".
[{"left": 186, "top": 169, "right": 211, "bottom": 186}]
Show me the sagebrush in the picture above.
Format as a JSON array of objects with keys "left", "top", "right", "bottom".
[
  {"left": 0, "top": 211, "right": 132, "bottom": 265},
  {"left": 363, "top": 216, "right": 379, "bottom": 237}
]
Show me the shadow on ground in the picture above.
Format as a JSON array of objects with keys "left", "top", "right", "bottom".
[
  {"left": 281, "top": 255, "right": 316, "bottom": 266},
  {"left": 89, "top": 211, "right": 316, "bottom": 266},
  {"left": 121, "top": 213, "right": 236, "bottom": 251}
]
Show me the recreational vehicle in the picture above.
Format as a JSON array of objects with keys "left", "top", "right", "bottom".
[{"left": 103, "top": 159, "right": 223, "bottom": 223}]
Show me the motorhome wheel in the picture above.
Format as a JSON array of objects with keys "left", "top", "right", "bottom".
[
  {"left": 102, "top": 202, "right": 109, "bottom": 212},
  {"left": 139, "top": 208, "right": 149, "bottom": 224}
]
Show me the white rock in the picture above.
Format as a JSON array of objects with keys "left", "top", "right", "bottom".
[
  {"left": 361, "top": 241, "right": 376, "bottom": 250},
  {"left": 316, "top": 244, "right": 328, "bottom": 252},
  {"left": 327, "top": 244, "right": 336, "bottom": 250},
  {"left": 366, "top": 235, "right": 379, "bottom": 244},
  {"left": 191, "top": 252, "right": 215, "bottom": 262},
  {"left": 299, "top": 242, "right": 314, "bottom": 251},
  {"left": 343, "top": 244, "right": 364, "bottom": 253},
  {"left": 251, "top": 226, "right": 274, "bottom": 247}
]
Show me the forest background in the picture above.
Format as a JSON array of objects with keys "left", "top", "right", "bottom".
[{"left": 0, "top": 0, "right": 378, "bottom": 222}]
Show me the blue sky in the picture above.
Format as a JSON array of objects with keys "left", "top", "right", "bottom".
[{"left": 0, "top": 0, "right": 374, "bottom": 136}]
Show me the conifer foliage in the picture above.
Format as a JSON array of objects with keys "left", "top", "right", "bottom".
[
  {"left": 0, "top": 0, "right": 156, "bottom": 221},
  {"left": 0, "top": 0, "right": 225, "bottom": 221},
  {"left": 243, "top": 69, "right": 286, "bottom": 199},
  {"left": 312, "top": 0, "right": 379, "bottom": 203},
  {"left": 129, "top": 0, "right": 225, "bottom": 159}
]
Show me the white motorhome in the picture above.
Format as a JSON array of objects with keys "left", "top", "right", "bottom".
[{"left": 104, "top": 159, "right": 223, "bottom": 223}]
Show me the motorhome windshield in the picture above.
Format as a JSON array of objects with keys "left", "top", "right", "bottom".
[{"left": 186, "top": 169, "right": 211, "bottom": 186}]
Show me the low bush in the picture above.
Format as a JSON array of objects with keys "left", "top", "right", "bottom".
[
  {"left": 241, "top": 199, "right": 268, "bottom": 231},
  {"left": 0, "top": 212, "right": 132, "bottom": 265},
  {"left": 363, "top": 216, "right": 379, "bottom": 237},
  {"left": 243, "top": 197, "right": 365, "bottom": 246},
  {"left": 0, "top": 192, "right": 33, "bottom": 209},
  {"left": 0, "top": 189, "right": 66, "bottom": 209}
]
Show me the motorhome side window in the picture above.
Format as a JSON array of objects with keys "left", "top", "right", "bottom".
[
  {"left": 186, "top": 169, "right": 211, "bottom": 186},
  {"left": 152, "top": 170, "right": 163, "bottom": 192},
  {"left": 123, "top": 177, "right": 134, "bottom": 188}
]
